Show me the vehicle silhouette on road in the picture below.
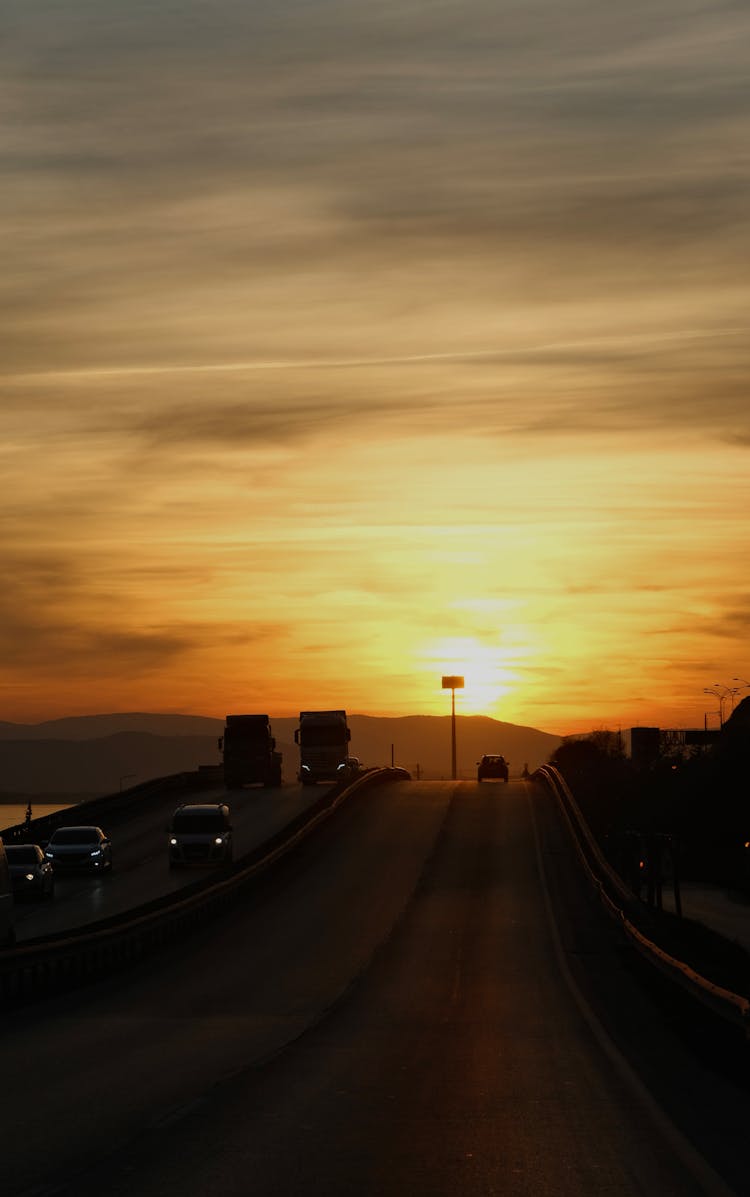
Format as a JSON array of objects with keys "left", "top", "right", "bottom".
[
  {"left": 168, "top": 803, "right": 233, "bottom": 868},
  {"left": 43, "top": 826, "right": 113, "bottom": 873},
  {"left": 5, "top": 843, "right": 55, "bottom": 899},
  {"left": 477, "top": 754, "right": 509, "bottom": 783}
]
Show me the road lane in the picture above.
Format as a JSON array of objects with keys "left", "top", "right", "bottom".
[
  {"left": 79, "top": 779, "right": 724, "bottom": 1197},
  {"left": 2, "top": 779, "right": 454, "bottom": 1196},
  {"left": 4, "top": 779, "right": 748, "bottom": 1196},
  {"left": 11, "top": 781, "right": 324, "bottom": 941}
]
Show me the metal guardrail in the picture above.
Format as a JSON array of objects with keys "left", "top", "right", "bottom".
[
  {"left": 0, "top": 768, "right": 216, "bottom": 843},
  {"left": 0, "top": 766, "right": 411, "bottom": 1006},
  {"left": 535, "top": 765, "right": 750, "bottom": 1037}
]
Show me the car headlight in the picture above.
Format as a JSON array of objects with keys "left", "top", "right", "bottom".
[
  {"left": 169, "top": 837, "right": 178, "bottom": 845},
  {"left": 214, "top": 836, "right": 225, "bottom": 845},
  {"left": 25, "top": 873, "right": 35, "bottom": 882}
]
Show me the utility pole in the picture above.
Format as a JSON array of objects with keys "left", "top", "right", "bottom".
[{"left": 442, "top": 675, "right": 464, "bottom": 781}]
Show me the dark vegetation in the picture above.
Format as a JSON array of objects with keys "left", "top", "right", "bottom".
[{"left": 550, "top": 700, "right": 750, "bottom": 1001}]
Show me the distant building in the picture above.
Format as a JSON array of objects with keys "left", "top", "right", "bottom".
[
  {"left": 630, "top": 727, "right": 660, "bottom": 770},
  {"left": 630, "top": 724, "right": 721, "bottom": 769}
]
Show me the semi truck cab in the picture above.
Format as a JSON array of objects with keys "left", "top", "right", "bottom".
[{"left": 295, "top": 710, "right": 351, "bottom": 785}]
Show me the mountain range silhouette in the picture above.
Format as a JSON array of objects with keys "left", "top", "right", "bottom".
[{"left": 0, "top": 712, "right": 561, "bottom": 797}]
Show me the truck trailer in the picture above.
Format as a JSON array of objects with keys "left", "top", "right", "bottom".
[
  {"left": 294, "top": 710, "right": 351, "bottom": 785},
  {"left": 220, "top": 714, "right": 282, "bottom": 789}
]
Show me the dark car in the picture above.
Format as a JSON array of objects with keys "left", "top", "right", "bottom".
[
  {"left": 168, "top": 804, "right": 233, "bottom": 868},
  {"left": 337, "top": 756, "right": 361, "bottom": 779},
  {"left": 477, "top": 754, "right": 509, "bottom": 782},
  {"left": 0, "top": 839, "right": 14, "bottom": 945},
  {"left": 5, "top": 843, "right": 55, "bottom": 899},
  {"left": 44, "top": 826, "right": 113, "bottom": 873}
]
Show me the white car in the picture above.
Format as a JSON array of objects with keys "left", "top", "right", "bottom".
[{"left": 44, "top": 826, "right": 113, "bottom": 874}]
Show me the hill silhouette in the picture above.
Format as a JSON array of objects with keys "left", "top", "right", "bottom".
[
  {"left": 0, "top": 712, "right": 223, "bottom": 742},
  {"left": 348, "top": 714, "right": 559, "bottom": 778},
  {"left": 0, "top": 712, "right": 560, "bottom": 795}
]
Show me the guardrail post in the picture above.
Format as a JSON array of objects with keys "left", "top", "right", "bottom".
[{"left": 672, "top": 837, "right": 683, "bottom": 918}]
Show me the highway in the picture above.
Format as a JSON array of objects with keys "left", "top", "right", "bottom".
[
  {"left": 10, "top": 782, "right": 323, "bottom": 941},
  {"left": 3, "top": 779, "right": 749, "bottom": 1196}
]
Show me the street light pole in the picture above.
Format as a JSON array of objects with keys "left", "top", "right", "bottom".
[
  {"left": 703, "top": 683, "right": 739, "bottom": 728},
  {"left": 442, "top": 675, "right": 464, "bottom": 781},
  {"left": 703, "top": 687, "right": 725, "bottom": 728}
]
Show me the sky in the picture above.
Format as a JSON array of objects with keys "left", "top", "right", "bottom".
[{"left": 2, "top": 0, "right": 749, "bottom": 734}]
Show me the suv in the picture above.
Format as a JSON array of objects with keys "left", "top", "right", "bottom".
[
  {"left": 477, "top": 754, "right": 509, "bottom": 783},
  {"left": 168, "top": 804, "right": 233, "bottom": 868}
]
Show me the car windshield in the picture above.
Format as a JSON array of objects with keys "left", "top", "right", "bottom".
[
  {"left": 301, "top": 726, "right": 346, "bottom": 747},
  {"left": 50, "top": 828, "right": 100, "bottom": 844},
  {"left": 6, "top": 846, "right": 38, "bottom": 863},
  {"left": 172, "top": 812, "right": 225, "bottom": 833}
]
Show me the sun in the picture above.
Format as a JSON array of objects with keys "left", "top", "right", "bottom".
[{"left": 421, "top": 636, "right": 517, "bottom": 715}]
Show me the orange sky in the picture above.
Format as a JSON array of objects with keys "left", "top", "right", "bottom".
[{"left": 2, "top": 2, "right": 749, "bottom": 734}]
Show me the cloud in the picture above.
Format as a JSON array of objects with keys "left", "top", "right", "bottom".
[
  {"left": 709, "top": 600, "right": 750, "bottom": 639},
  {"left": 0, "top": 553, "right": 186, "bottom": 674},
  {"left": 0, "top": 585, "right": 287, "bottom": 680},
  {"left": 4, "top": 0, "right": 749, "bottom": 448},
  {"left": 2, "top": 0, "right": 750, "bottom": 727},
  {"left": 6, "top": 320, "right": 749, "bottom": 461},
  {"left": 0, "top": 607, "right": 189, "bottom": 677}
]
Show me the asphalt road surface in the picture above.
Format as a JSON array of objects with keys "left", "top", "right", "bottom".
[
  {"left": 3, "top": 779, "right": 748, "bottom": 1196},
  {"left": 10, "top": 781, "right": 322, "bottom": 941}
]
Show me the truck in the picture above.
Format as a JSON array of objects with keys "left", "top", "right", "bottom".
[
  {"left": 219, "top": 714, "right": 282, "bottom": 789},
  {"left": 294, "top": 710, "right": 352, "bottom": 785}
]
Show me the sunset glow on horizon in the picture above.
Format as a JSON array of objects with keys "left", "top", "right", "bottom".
[{"left": 3, "top": 2, "right": 750, "bottom": 735}]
